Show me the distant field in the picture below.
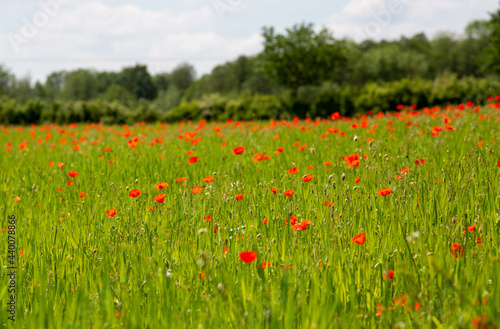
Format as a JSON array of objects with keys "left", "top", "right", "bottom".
[{"left": 1, "top": 103, "right": 499, "bottom": 328}]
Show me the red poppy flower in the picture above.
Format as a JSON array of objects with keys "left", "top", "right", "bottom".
[
  {"left": 324, "top": 200, "right": 333, "bottom": 208},
  {"left": 301, "top": 174, "right": 314, "bottom": 182},
  {"left": 355, "top": 176, "right": 361, "bottom": 183},
  {"left": 272, "top": 187, "right": 278, "bottom": 195},
  {"left": 235, "top": 193, "right": 244, "bottom": 201},
  {"left": 275, "top": 147, "right": 284, "bottom": 155},
  {"left": 48, "top": 161, "right": 54, "bottom": 167},
  {"left": 262, "top": 217, "right": 268, "bottom": 225},
  {"left": 288, "top": 167, "right": 298, "bottom": 175},
  {"left": 463, "top": 223, "right": 476, "bottom": 234},
  {"left": 67, "top": 180, "right": 74, "bottom": 186},
  {"left": 415, "top": 158, "right": 425, "bottom": 166},
  {"left": 258, "top": 261, "right": 271, "bottom": 269},
  {"left": 191, "top": 186, "right": 203, "bottom": 194},
  {"left": 188, "top": 156, "right": 198, "bottom": 164},
  {"left": 497, "top": 159, "right": 500, "bottom": 167},
  {"left": 232, "top": 146, "right": 246, "bottom": 155},
  {"left": 284, "top": 189, "right": 294, "bottom": 197},
  {"left": 377, "top": 188, "right": 392, "bottom": 196},
  {"left": 253, "top": 153, "right": 263, "bottom": 162},
  {"left": 176, "top": 177, "right": 187, "bottom": 183},
  {"left": 14, "top": 196, "right": 21, "bottom": 202},
  {"left": 345, "top": 154, "right": 360, "bottom": 168},
  {"left": 383, "top": 270, "right": 395, "bottom": 280},
  {"left": 203, "top": 176, "right": 214, "bottom": 183},
  {"left": 68, "top": 171, "right": 78, "bottom": 177},
  {"left": 472, "top": 316, "right": 489, "bottom": 329},
  {"left": 58, "top": 162, "right": 64, "bottom": 170},
  {"left": 450, "top": 243, "right": 464, "bottom": 258},
  {"left": 286, "top": 216, "right": 298, "bottom": 227},
  {"left": 239, "top": 251, "right": 257, "bottom": 263},
  {"left": 129, "top": 189, "right": 142, "bottom": 198},
  {"left": 156, "top": 182, "right": 169, "bottom": 190},
  {"left": 106, "top": 208, "right": 117, "bottom": 219},
  {"left": 214, "top": 226, "right": 219, "bottom": 233},
  {"left": 80, "top": 192, "right": 86, "bottom": 199},
  {"left": 153, "top": 194, "right": 165, "bottom": 203},
  {"left": 351, "top": 232, "right": 365, "bottom": 245},
  {"left": 293, "top": 219, "right": 312, "bottom": 231}
]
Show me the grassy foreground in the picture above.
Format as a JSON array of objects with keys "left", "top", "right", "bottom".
[{"left": 1, "top": 103, "right": 500, "bottom": 328}]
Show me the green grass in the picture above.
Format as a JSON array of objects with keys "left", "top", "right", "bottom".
[{"left": 1, "top": 107, "right": 499, "bottom": 328}]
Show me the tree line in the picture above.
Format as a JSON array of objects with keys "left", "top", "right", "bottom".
[{"left": 0, "top": 9, "right": 499, "bottom": 124}]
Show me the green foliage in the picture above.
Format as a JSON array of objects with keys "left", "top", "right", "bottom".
[
  {"left": 485, "top": 7, "right": 500, "bottom": 74},
  {"left": 99, "top": 84, "right": 136, "bottom": 106},
  {"left": 261, "top": 23, "right": 344, "bottom": 95},
  {"left": 117, "top": 64, "right": 158, "bottom": 100},
  {"left": 170, "top": 63, "right": 196, "bottom": 91}
]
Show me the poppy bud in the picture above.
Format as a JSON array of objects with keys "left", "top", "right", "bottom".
[
  {"left": 218, "top": 283, "right": 223, "bottom": 292},
  {"left": 353, "top": 135, "right": 358, "bottom": 142},
  {"left": 256, "top": 234, "right": 262, "bottom": 239},
  {"left": 452, "top": 217, "right": 457, "bottom": 224},
  {"left": 341, "top": 173, "right": 346, "bottom": 181},
  {"left": 135, "top": 179, "right": 138, "bottom": 184},
  {"left": 126, "top": 186, "right": 129, "bottom": 191}
]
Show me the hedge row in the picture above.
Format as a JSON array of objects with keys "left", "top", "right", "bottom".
[{"left": 0, "top": 75, "right": 498, "bottom": 124}]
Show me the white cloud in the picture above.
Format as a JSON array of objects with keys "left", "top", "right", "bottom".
[
  {"left": 0, "top": 1, "right": 261, "bottom": 82},
  {"left": 324, "top": 0, "right": 497, "bottom": 41}
]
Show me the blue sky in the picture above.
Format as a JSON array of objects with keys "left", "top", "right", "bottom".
[{"left": 0, "top": 0, "right": 497, "bottom": 83}]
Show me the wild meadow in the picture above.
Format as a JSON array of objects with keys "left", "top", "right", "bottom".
[{"left": 1, "top": 101, "right": 500, "bottom": 328}]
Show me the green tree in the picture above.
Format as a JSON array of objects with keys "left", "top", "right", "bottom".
[
  {"left": 0, "top": 65, "right": 13, "bottom": 96},
  {"left": 61, "top": 69, "right": 98, "bottom": 101},
  {"left": 118, "top": 64, "right": 158, "bottom": 100},
  {"left": 261, "top": 23, "right": 343, "bottom": 96},
  {"left": 485, "top": 5, "right": 500, "bottom": 74},
  {"left": 44, "top": 71, "right": 67, "bottom": 100},
  {"left": 170, "top": 63, "right": 196, "bottom": 91}
]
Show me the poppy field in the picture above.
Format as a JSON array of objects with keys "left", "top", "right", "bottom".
[{"left": 1, "top": 102, "right": 500, "bottom": 328}]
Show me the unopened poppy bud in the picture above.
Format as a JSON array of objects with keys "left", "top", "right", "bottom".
[
  {"left": 256, "top": 234, "right": 262, "bottom": 239},
  {"left": 135, "top": 179, "right": 138, "bottom": 184},
  {"left": 126, "top": 186, "right": 129, "bottom": 191},
  {"left": 341, "top": 173, "right": 346, "bottom": 181},
  {"left": 328, "top": 175, "right": 333, "bottom": 180},
  {"left": 353, "top": 135, "right": 358, "bottom": 142},
  {"left": 452, "top": 217, "right": 457, "bottom": 224},
  {"left": 218, "top": 283, "right": 223, "bottom": 292}
]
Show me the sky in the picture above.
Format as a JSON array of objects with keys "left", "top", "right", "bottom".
[{"left": 0, "top": 0, "right": 497, "bottom": 83}]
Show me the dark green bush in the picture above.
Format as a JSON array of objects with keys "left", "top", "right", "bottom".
[{"left": 0, "top": 76, "right": 497, "bottom": 124}]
